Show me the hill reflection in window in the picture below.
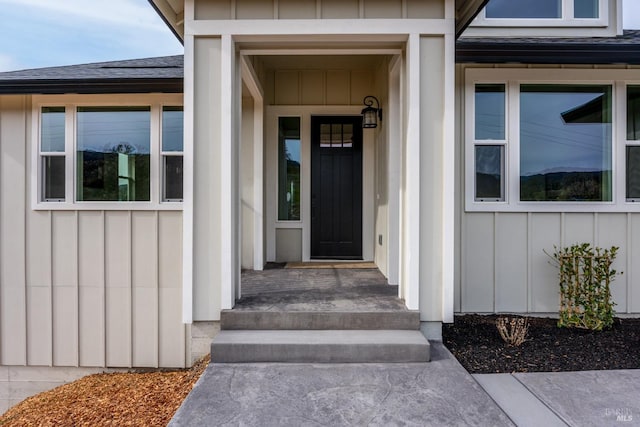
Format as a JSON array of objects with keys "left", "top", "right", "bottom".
[
  {"left": 76, "top": 107, "right": 150, "bottom": 202},
  {"left": 519, "top": 85, "right": 612, "bottom": 202}
]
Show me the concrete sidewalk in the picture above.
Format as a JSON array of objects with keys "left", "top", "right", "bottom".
[
  {"left": 171, "top": 342, "right": 640, "bottom": 426},
  {"left": 475, "top": 370, "right": 640, "bottom": 426}
]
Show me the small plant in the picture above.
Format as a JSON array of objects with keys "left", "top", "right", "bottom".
[
  {"left": 496, "top": 316, "right": 529, "bottom": 346},
  {"left": 551, "top": 243, "right": 620, "bottom": 331}
]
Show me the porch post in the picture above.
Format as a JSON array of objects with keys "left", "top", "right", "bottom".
[
  {"left": 189, "top": 33, "right": 239, "bottom": 321},
  {"left": 403, "top": 33, "right": 421, "bottom": 311}
]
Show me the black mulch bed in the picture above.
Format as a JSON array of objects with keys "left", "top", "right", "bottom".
[{"left": 443, "top": 314, "right": 640, "bottom": 373}]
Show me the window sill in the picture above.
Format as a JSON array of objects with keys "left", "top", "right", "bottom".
[
  {"left": 33, "top": 201, "right": 183, "bottom": 211},
  {"left": 465, "top": 201, "right": 640, "bottom": 213}
]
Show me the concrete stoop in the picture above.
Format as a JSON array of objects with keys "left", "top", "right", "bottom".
[
  {"left": 212, "top": 308, "right": 430, "bottom": 363},
  {"left": 211, "top": 330, "right": 430, "bottom": 363}
]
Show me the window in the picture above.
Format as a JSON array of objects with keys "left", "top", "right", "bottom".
[
  {"left": 40, "top": 107, "right": 66, "bottom": 201},
  {"left": 485, "top": 0, "right": 598, "bottom": 19},
  {"left": 473, "top": 84, "right": 506, "bottom": 201},
  {"left": 77, "top": 107, "right": 151, "bottom": 202},
  {"left": 519, "top": 85, "right": 612, "bottom": 202},
  {"left": 35, "top": 97, "right": 183, "bottom": 209},
  {"left": 278, "top": 117, "right": 301, "bottom": 221},
  {"left": 627, "top": 86, "right": 640, "bottom": 201},
  {"left": 486, "top": 0, "right": 561, "bottom": 19},
  {"left": 466, "top": 69, "right": 640, "bottom": 212},
  {"left": 162, "top": 107, "right": 184, "bottom": 201}
]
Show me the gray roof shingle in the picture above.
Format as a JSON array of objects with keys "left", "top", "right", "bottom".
[
  {"left": 457, "top": 30, "right": 640, "bottom": 64},
  {"left": 0, "top": 55, "right": 183, "bottom": 94}
]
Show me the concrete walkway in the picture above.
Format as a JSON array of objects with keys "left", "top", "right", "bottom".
[
  {"left": 171, "top": 343, "right": 640, "bottom": 426},
  {"left": 170, "top": 343, "right": 513, "bottom": 426}
]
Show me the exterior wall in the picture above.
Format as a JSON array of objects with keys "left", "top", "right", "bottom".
[
  {"left": 195, "top": 0, "right": 444, "bottom": 20},
  {"left": 264, "top": 67, "right": 375, "bottom": 107},
  {"left": 455, "top": 64, "right": 640, "bottom": 316},
  {"left": 0, "top": 95, "right": 187, "bottom": 368}
]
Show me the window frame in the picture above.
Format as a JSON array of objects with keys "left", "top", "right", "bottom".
[
  {"left": 465, "top": 68, "right": 640, "bottom": 213},
  {"left": 161, "top": 106, "right": 184, "bottom": 203},
  {"left": 31, "top": 94, "right": 183, "bottom": 211},
  {"left": 472, "top": 0, "right": 607, "bottom": 28}
]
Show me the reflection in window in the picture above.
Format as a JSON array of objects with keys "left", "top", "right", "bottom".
[
  {"left": 574, "top": 0, "right": 598, "bottom": 18},
  {"left": 486, "top": 0, "right": 561, "bottom": 18},
  {"left": 475, "top": 84, "right": 505, "bottom": 140},
  {"left": 626, "top": 147, "right": 640, "bottom": 201},
  {"left": 41, "top": 107, "right": 66, "bottom": 201},
  {"left": 628, "top": 86, "right": 640, "bottom": 141},
  {"left": 320, "top": 123, "right": 354, "bottom": 148},
  {"left": 162, "top": 106, "right": 184, "bottom": 201},
  {"left": 278, "top": 117, "right": 301, "bottom": 221},
  {"left": 76, "top": 107, "right": 151, "bottom": 202},
  {"left": 519, "top": 85, "right": 612, "bottom": 202},
  {"left": 475, "top": 145, "right": 504, "bottom": 201}
]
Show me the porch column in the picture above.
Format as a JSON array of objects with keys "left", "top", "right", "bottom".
[
  {"left": 188, "top": 34, "right": 240, "bottom": 322},
  {"left": 402, "top": 33, "right": 422, "bottom": 311}
]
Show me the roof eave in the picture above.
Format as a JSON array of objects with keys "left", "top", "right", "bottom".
[
  {"left": 456, "top": 0, "right": 490, "bottom": 39},
  {"left": 456, "top": 42, "right": 640, "bottom": 65},
  {"left": 0, "top": 78, "right": 184, "bottom": 95}
]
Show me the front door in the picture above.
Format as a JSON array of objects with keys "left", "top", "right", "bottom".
[{"left": 311, "top": 116, "right": 363, "bottom": 259}]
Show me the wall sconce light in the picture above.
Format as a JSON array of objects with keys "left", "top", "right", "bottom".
[{"left": 361, "top": 95, "right": 382, "bottom": 129}]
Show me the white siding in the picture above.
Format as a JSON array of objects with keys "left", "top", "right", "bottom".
[
  {"left": 0, "top": 95, "right": 187, "bottom": 368},
  {"left": 194, "top": 0, "right": 445, "bottom": 20}
]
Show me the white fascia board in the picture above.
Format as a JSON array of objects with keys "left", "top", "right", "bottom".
[{"left": 186, "top": 19, "right": 453, "bottom": 37}]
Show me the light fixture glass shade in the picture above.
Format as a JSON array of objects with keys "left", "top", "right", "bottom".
[{"left": 362, "top": 106, "right": 378, "bottom": 128}]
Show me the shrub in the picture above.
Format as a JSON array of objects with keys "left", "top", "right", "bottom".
[
  {"left": 551, "top": 243, "right": 620, "bottom": 331},
  {"left": 496, "top": 317, "right": 529, "bottom": 346}
]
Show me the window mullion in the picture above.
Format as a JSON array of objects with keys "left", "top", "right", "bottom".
[
  {"left": 151, "top": 105, "right": 160, "bottom": 205},
  {"left": 564, "top": 0, "right": 573, "bottom": 20}
]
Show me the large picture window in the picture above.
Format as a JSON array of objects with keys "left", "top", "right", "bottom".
[
  {"left": 466, "top": 70, "right": 639, "bottom": 212},
  {"left": 77, "top": 107, "right": 151, "bottom": 202},
  {"left": 35, "top": 98, "right": 183, "bottom": 208},
  {"left": 519, "top": 85, "right": 612, "bottom": 202}
]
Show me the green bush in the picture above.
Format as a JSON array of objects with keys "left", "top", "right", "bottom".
[{"left": 551, "top": 243, "right": 620, "bottom": 331}]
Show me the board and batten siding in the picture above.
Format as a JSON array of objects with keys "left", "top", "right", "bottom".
[
  {"left": 456, "top": 64, "right": 640, "bottom": 316},
  {"left": 461, "top": 212, "right": 640, "bottom": 314},
  {"left": 194, "top": 0, "right": 444, "bottom": 20},
  {"left": 0, "top": 95, "right": 187, "bottom": 368}
]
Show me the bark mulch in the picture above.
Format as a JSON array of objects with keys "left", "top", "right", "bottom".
[
  {"left": 0, "top": 355, "right": 209, "bottom": 427},
  {"left": 443, "top": 314, "right": 640, "bottom": 374}
]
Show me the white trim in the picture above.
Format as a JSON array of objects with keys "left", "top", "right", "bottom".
[
  {"left": 186, "top": 19, "right": 453, "bottom": 37},
  {"left": 240, "top": 56, "right": 265, "bottom": 271},
  {"left": 386, "top": 54, "right": 401, "bottom": 286},
  {"left": 403, "top": 33, "right": 420, "bottom": 311},
  {"left": 182, "top": 25, "right": 195, "bottom": 324},
  {"left": 441, "top": 30, "right": 455, "bottom": 323},
  {"left": 240, "top": 49, "right": 403, "bottom": 56},
  {"left": 220, "top": 34, "right": 235, "bottom": 310},
  {"left": 30, "top": 94, "right": 183, "bottom": 211},
  {"left": 465, "top": 68, "right": 640, "bottom": 213}
]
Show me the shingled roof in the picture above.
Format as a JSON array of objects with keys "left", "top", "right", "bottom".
[
  {"left": 457, "top": 30, "right": 640, "bottom": 64},
  {"left": 0, "top": 55, "right": 183, "bottom": 94}
]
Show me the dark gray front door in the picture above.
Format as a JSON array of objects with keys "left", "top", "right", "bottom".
[{"left": 310, "top": 116, "right": 363, "bottom": 259}]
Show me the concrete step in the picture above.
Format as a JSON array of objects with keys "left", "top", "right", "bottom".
[
  {"left": 211, "top": 330, "right": 430, "bottom": 363},
  {"left": 220, "top": 310, "right": 420, "bottom": 330}
]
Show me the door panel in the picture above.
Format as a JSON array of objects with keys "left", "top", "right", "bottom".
[{"left": 311, "top": 116, "right": 363, "bottom": 259}]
